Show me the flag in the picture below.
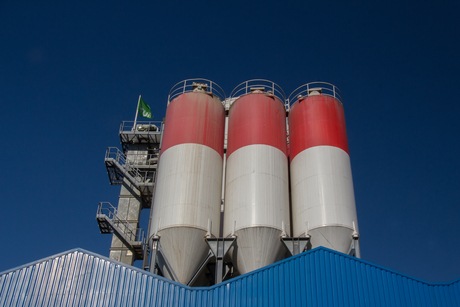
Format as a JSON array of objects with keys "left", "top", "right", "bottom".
[{"left": 138, "top": 97, "right": 153, "bottom": 119}]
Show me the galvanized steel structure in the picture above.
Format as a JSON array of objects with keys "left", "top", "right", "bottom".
[{"left": 1, "top": 247, "right": 459, "bottom": 306}]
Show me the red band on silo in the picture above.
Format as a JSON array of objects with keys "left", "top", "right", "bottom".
[
  {"left": 227, "top": 94, "right": 288, "bottom": 158},
  {"left": 161, "top": 92, "right": 225, "bottom": 158},
  {"left": 289, "top": 95, "right": 349, "bottom": 161}
]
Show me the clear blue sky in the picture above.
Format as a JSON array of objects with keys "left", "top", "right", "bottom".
[{"left": 1, "top": 1, "right": 459, "bottom": 283}]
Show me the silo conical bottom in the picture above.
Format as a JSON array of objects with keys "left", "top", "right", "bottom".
[
  {"left": 157, "top": 227, "right": 209, "bottom": 284},
  {"left": 231, "top": 227, "right": 285, "bottom": 275},
  {"left": 308, "top": 226, "right": 354, "bottom": 254}
]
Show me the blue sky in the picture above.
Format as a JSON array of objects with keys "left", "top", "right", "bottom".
[{"left": 1, "top": 1, "right": 460, "bottom": 282}]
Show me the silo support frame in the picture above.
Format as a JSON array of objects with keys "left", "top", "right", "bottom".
[
  {"left": 281, "top": 235, "right": 361, "bottom": 259},
  {"left": 150, "top": 236, "right": 234, "bottom": 286},
  {"left": 206, "top": 237, "right": 236, "bottom": 284},
  {"left": 347, "top": 236, "right": 361, "bottom": 258},
  {"left": 186, "top": 251, "right": 214, "bottom": 286},
  {"left": 281, "top": 236, "right": 310, "bottom": 256},
  {"left": 149, "top": 237, "right": 179, "bottom": 282}
]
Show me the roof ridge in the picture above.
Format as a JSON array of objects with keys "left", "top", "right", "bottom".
[{"left": 1, "top": 247, "right": 458, "bottom": 287}]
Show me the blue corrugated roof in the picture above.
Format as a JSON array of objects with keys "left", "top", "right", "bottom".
[{"left": 1, "top": 247, "right": 459, "bottom": 306}]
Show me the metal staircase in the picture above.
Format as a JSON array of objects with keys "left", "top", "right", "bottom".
[
  {"left": 96, "top": 202, "right": 146, "bottom": 260},
  {"left": 104, "top": 147, "right": 156, "bottom": 206}
]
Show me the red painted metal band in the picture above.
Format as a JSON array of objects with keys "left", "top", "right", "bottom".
[
  {"left": 227, "top": 93, "right": 288, "bottom": 158},
  {"left": 289, "top": 95, "right": 349, "bottom": 161},
  {"left": 161, "top": 92, "right": 225, "bottom": 158}
]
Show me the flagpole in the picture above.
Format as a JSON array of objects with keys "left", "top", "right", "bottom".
[{"left": 133, "top": 94, "right": 141, "bottom": 131}]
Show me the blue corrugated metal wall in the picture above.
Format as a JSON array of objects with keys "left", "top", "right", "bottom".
[{"left": 1, "top": 247, "right": 459, "bottom": 306}]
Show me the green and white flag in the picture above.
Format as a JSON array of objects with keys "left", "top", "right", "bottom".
[{"left": 138, "top": 97, "right": 153, "bottom": 119}]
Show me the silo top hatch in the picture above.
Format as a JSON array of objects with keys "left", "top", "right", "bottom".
[
  {"left": 229, "top": 79, "right": 287, "bottom": 109},
  {"left": 167, "top": 78, "right": 226, "bottom": 105},
  {"left": 287, "top": 81, "right": 343, "bottom": 107}
]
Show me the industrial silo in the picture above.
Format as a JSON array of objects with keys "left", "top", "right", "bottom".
[
  {"left": 149, "top": 79, "right": 226, "bottom": 284},
  {"left": 223, "top": 80, "right": 290, "bottom": 275},
  {"left": 288, "top": 82, "right": 359, "bottom": 255}
]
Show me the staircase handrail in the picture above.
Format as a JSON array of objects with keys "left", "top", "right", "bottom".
[
  {"left": 97, "top": 202, "right": 144, "bottom": 243},
  {"left": 105, "top": 147, "right": 153, "bottom": 185}
]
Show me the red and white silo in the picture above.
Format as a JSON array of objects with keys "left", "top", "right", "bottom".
[
  {"left": 223, "top": 80, "right": 290, "bottom": 275},
  {"left": 288, "top": 83, "right": 359, "bottom": 255},
  {"left": 149, "top": 80, "right": 226, "bottom": 284}
]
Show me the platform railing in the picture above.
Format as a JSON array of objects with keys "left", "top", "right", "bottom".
[
  {"left": 287, "top": 82, "right": 343, "bottom": 106},
  {"left": 167, "top": 78, "right": 226, "bottom": 105},
  {"left": 119, "top": 121, "right": 163, "bottom": 133},
  {"left": 105, "top": 147, "right": 155, "bottom": 183},
  {"left": 97, "top": 202, "right": 145, "bottom": 244},
  {"left": 125, "top": 150, "right": 159, "bottom": 167}
]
